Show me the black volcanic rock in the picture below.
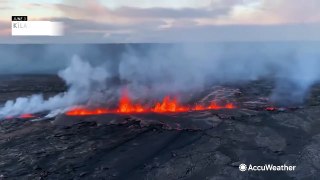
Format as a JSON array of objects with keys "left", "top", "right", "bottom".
[{"left": 1, "top": 76, "right": 320, "bottom": 179}]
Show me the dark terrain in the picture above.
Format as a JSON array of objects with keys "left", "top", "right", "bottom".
[{"left": 1, "top": 75, "right": 320, "bottom": 180}]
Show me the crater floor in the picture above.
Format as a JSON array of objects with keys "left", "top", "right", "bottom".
[{"left": 1, "top": 75, "right": 320, "bottom": 180}]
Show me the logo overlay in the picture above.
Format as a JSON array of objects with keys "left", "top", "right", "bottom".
[
  {"left": 239, "top": 164, "right": 296, "bottom": 172},
  {"left": 239, "top": 164, "right": 247, "bottom": 172},
  {"left": 11, "top": 16, "right": 64, "bottom": 36}
]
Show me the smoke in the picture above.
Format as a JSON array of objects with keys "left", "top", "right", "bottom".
[
  {"left": 0, "top": 43, "right": 320, "bottom": 117},
  {"left": 119, "top": 43, "right": 320, "bottom": 105},
  {"left": 0, "top": 55, "right": 109, "bottom": 118},
  {"left": 270, "top": 50, "right": 320, "bottom": 105}
]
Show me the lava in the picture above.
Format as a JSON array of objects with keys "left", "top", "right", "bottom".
[
  {"left": 266, "top": 107, "right": 277, "bottom": 111},
  {"left": 19, "top": 114, "right": 36, "bottom": 119},
  {"left": 66, "top": 90, "right": 236, "bottom": 116},
  {"left": 153, "top": 96, "right": 188, "bottom": 113},
  {"left": 66, "top": 108, "right": 109, "bottom": 116},
  {"left": 117, "top": 89, "right": 145, "bottom": 113},
  {"left": 5, "top": 113, "right": 36, "bottom": 119}
]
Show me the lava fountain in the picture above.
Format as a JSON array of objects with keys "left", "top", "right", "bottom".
[{"left": 66, "top": 89, "right": 236, "bottom": 116}]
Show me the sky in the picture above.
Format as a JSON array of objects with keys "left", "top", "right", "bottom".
[{"left": 0, "top": 0, "right": 320, "bottom": 43}]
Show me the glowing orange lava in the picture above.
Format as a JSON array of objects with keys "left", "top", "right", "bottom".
[
  {"left": 153, "top": 96, "right": 189, "bottom": 113},
  {"left": 66, "top": 90, "right": 236, "bottom": 116},
  {"left": 66, "top": 108, "right": 109, "bottom": 116},
  {"left": 117, "top": 89, "right": 145, "bottom": 113},
  {"left": 266, "top": 107, "right": 276, "bottom": 111},
  {"left": 5, "top": 113, "right": 36, "bottom": 119},
  {"left": 19, "top": 114, "right": 36, "bottom": 119}
]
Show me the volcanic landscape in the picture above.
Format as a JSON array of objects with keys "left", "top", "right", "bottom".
[{"left": 0, "top": 75, "right": 320, "bottom": 180}]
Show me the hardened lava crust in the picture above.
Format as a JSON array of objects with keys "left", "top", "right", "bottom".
[{"left": 1, "top": 75, "right": 320, "bottom": 179}]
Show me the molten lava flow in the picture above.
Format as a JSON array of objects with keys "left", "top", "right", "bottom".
[
  {"left": 66, "top": 108, "right": 109, "bottom": 116},
  {"left": 225, "top": 103, "right": 235, "bottom": 109},
  {"left": 194, "top": 104, "right": 205, "bottom": 111},
  {"left": 5, "top": 113, "right": 37, "bottom": 119},
  {"left": 153, "top": 96, "right": 189, "bottom": 113},
  {"left": 266, "top": 107, "right": 277, "bottom": 111},
  {"left": 19, "top": 114, "right": 36, "bottom": 119},
  {"left": 117, "top": 89, "right": 145, "bottom": 113},
  {"left": 65, "top": 91, "right": 236, "bottom": 116}
]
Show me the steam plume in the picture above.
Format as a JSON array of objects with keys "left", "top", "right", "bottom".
[
  {"left": 0, "top": 43, "right": 320, "bottom": 118},
  {"left": 118, "top": 44, "right": 320, "bottom": 105},
  {"left": 0, "top": 55, "right": 109, "bottom": 118}
]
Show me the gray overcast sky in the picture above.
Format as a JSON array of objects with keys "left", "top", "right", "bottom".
[{"left": 1, "top": 0, "right": 320, "bottom": 43}]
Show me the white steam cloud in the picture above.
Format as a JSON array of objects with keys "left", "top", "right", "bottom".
[
  {"left": 119, "top": 44, "right": 320, "bottom": 105},
  {"left": 0, "top": 43, "right": 320, "bottom": 118},
  {"left": 0, "top": 55, "right": 109, "bottom": 118}
]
